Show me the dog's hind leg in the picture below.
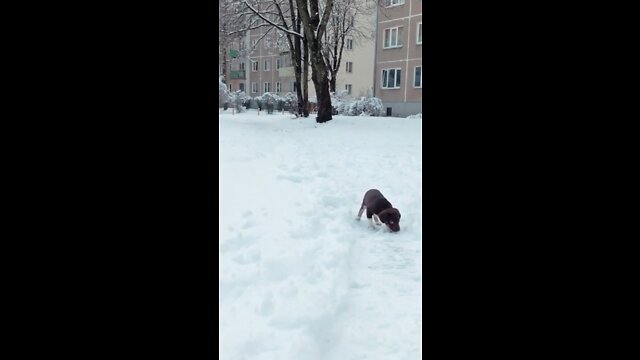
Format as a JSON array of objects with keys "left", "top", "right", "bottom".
[{"left": 356, "top": 205, "right": 366, "bottom": 220}]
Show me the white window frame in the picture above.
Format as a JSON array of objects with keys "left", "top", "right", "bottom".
[
  {"left": 346, "top": 38, "right": 353, "bottom": 50},
  {"left": 276, "top": 58, "right": 281, "bottom": 69},
  {"left": 264, "top": 60, "right": 270, "bottom": 71},
  {"left": 251, "top": 61, "right": 258, "bottom": 72},
  {"left": 383, "top": 26, "right": 403, "bottom": 49},
  {"left": 276, "top": 82, "right": 281, "bottom": 92},
  {"left": 263, "top": 82, "right": 270, "bottom": 93},
  {"left": 251, "top": 82, "right": 257, "bottom": 93},
  {"left": 228, "top": 84, "right": 232, "bottom": 92},
  {"left": 239, "top": 83, "right": 245, "bottom": 92},
  {"left": 240, "top": 62, "right": 246, "bottom": 71},
  {"left": 346, "top": 61, "right": 353, "bottom": 73},
  {"left": 381, "top": 68, "right": 402, "bottom": 89},
  {"left": 385, "top": 0, "right": 405, "bottom": 8},
  {"left": 417, "top": 22, "right": 422, "bottom": 45},
  {"left": 345, "top": 84, "right": 352, "bottom": 95},
  {"left": 414, "top": 66, "right": 422, "bottom": 88}
]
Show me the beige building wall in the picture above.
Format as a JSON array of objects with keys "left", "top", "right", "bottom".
[{"left": 336, "top": 0, "right": 377, "bottom": 99}]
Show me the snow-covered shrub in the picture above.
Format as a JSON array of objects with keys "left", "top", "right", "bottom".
[
  {"left": 260, "top": 92, "right": 278, "bottom": 114},
  {"left": 282, "top": 92, "right": 297, "bottom": 113},
  {"left": 331, "top": 90, "right": 350, "bottom": 115},
  {"left": 219, "top": 76, "right": 229, "bottom": 108},
  {"left": 242, "top": 95, "right": 252, "bottom": 109},
  {"left": 354, "top": 96, "right": 384, "bottom": 116},
  {"left": 330, "top": 94, "right": 384, "bottom": 117},
  {"left": 229, "top": 91, "right": 248, "bottom": 113},
  {"left": 407, "top": 113, "right": 422, "bottom": 119}
]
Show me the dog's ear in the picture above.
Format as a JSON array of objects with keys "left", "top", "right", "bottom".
[{"left": 378, "top": 210, "right": 390, "bottom": 223}]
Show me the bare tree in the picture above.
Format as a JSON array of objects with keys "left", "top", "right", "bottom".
[
  {"left": 221, "top": 0, "right": 311, "bottom": 117},
  {"left": 222, "top": 0, "right": 336, "bottom": 122},
  {"left": 322, "top": 0, "right": 374, "bottom": 93}
]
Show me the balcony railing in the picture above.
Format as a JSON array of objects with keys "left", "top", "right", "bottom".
[{"left": 229, "top": 70, "right": 246, "bottom": 80}]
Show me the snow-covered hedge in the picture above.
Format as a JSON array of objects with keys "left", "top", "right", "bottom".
[
  {"left": 331, "top": 92, "right": 385, "bottom": 117},
  {"left": 406, "top": 113, "right": 422, "bottom": 119},
  {"left": 253, "top": 92, "right": 298, "bottom": 114}
]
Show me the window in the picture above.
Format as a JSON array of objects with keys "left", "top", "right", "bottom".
[
  {"left": 346, "top": 61, "right": 353, "bottom": 73},
  {"left": 385, "top": 0, "right": 405, "bottom": 7},
  {"left": 414, "top": 66, "right": 422, "bottom": 88},
  {"left": 276, "top": 82, "right": 281, "bottom": 92},
  {"left": 228, "top": 84, "right": 232, "bottom": 92},
  {"left": 345, "top": 84, "right": 352, "bottom": 95},
  {"left": 240, "top": 41, "right": 246, "bottom": 50},
  {"left": 417, "top": 22, "right": 422, "bottom": 45},
  {"left": 252, "top": 39, "right": 258, "bottom": 48},
  {"left": 383, "top": 27, "right": 403, "bottom": 48},
  {"left": 240, "top": 83, "right": 245, "bottom": 92},
  {"left": 346, "top": 38, "right": 353, "bottom": 50},
  {"left": 251, "top": 82, "right": 257, "bottom": 93},
  {"left": 381, "top": 68, "right": 401, "bottom": 89},
  {"left": 276, "top": 58, "right": 281, "bottom": 69},
  {"left": 251, "top": 61, "right": 258, "bottom": 72},
  {"left": 240, "top": 62, "right": 246, "bottom": 71},
  {"left": 264, "top": 60, "right": 270, "bottom": 71},
  {"left": 264, "top": 82, "right": 270, "bottom": 93},
  {"left": 291, "top": 82, "right": 296, "bottom": 92}
]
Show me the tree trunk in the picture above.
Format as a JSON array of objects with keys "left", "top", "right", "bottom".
[
  {"left": 295, "top": 0, "right": 334, "bottom": 123},
  {"left": 302, "top": 38, "right": 309, "bottom": 117},
  {"left": 329, "top": 74, "right": 336, "bottom": 93},
  {"left": 309, "top": 42, "right": 332, "bottom": 123}
]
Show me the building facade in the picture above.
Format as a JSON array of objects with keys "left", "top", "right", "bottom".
[{"left": 373, "top": 0, "right": 422, "bottom": 117}]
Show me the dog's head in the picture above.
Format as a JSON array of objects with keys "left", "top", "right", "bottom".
[{"left": 378, "top": 208, "right": 401, "bottom": 232}]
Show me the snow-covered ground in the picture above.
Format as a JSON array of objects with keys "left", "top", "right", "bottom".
[{"left": 219, "top": 109, "right": 422, "bottom": 360}]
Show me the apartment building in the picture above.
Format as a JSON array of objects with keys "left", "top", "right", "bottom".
[
  {"left": 374, "top": 0, "right": 422, "bottom": 117},
  {"left": 219, "top": 4, "right": 377, "bottom": 106},
  {"left": 219, "top": 22, "right": 303, "bottom": 103}
]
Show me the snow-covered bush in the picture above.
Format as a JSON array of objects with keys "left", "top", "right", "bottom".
[
  {"left": 258, "top": 92, "right": 278, "bottom": 114},
  {"left": 330, "top": 94, "right": 385, "bottom": 117},
  {"left": 353, "top": 96, "right": 384, "bottom": 116},
  {"left": 229, "top": 91, "right": 249, "bottom": 113},
  {"left": 282, "top": 92, "right": 297, "bottom": 113},
  {"left": 407, "top": 113, "right": 422, "bottom": 119},
  {"left": 331, "top": 90, "right": 350, "bottom": 115},
  {"left": 219, "top": 76, "right": 229, "bottom": 108}
]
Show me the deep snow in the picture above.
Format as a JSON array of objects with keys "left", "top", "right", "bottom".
[{"left": 219, "top": 109, "right": 422, "bottom": 360}]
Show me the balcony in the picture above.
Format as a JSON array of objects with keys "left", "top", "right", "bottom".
[{"left": 229, "top": 70, "right": 246, "bottom": 80}]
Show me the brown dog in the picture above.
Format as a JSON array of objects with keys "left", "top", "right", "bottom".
[{"left": 357, "top": 189, "right": 401, "bottom": 232}]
